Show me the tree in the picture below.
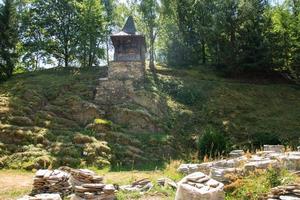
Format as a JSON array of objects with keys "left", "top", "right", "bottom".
[
  {"left": 102, "top": 0, "right": 115, "bottom": 65},
  {"left": 77, "top": 0, "right": 106, "bottom": 67},
  {"left": 235, "top": 0, "right": 272, "bottom": 74},
  {"left": 0, "top": 0, "right": 18, "bottom": 80},
  {"left": 140, "top": 0, "right": 159, "bottom": 73},
  {"left": 270, "top": 0, "right": 300, "bottom": 83}
]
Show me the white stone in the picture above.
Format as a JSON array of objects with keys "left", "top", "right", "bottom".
[
  {"left": 244, "top": 159, "right": 280, "bottom": 173},
  {"left": 18, "top": 193, "right": 62, "bottom": 200},
  {"left": 210, "top": 167, "right": 242, "bottom": 183},
  {"left": 175, "top": 172, "right": 224, "bottom": 200},
  {"left": 279, "top": 195, "right": 300, "bottom": 200},
  {"left": 177, "top": 164, "right": 203, "bottom": 174},
  {"left": 282, "top": 155, "right": 300, "bottom": 171},
  {"left": 264, "top": 145, "right": 285, "bottom": 153},
  {"left": 229, "top": 150, "right": 245, "bottom": 158}
]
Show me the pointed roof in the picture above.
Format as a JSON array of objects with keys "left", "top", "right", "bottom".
[{"left": 122, "top": 16, "right": 137, "bottom": 35}]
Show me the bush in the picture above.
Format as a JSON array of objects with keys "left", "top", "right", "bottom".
[
  {"left": 266, "top": 168, "right": 282, "bottom": 187},
  {"left": 198, "top": 127, "right": 227, "bottom": 158},
  {"left": 252, "top": 132, "right": 281, "bottom": 149}
]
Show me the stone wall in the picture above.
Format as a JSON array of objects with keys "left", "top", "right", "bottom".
[
  {"left": 109, "top": 61, "right": 145, "bottom": 81},
  {"left": 95, "top": 61, "right": 145, "bottom": 105}
]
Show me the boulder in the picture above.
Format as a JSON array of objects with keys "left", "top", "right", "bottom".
[
  {"left": 175, "top": 172, "right": 225, "bottom": 200},
  {"left": 297, "top": 146, "right": 300, "bottom": 152}
]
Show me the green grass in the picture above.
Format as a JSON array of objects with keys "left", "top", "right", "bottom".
[
  {"left": 225, "top": 169, "right": 297, "bottom": 200},
  {"left": 156, "top": 65, "right": 300, "bottom": 152},
  {"left": 0, "top": 64, "right": 300, "bottom": 170}
]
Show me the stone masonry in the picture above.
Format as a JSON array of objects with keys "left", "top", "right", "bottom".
[{"left": 95, "top": 61, "right": 145, "bottom": 105}]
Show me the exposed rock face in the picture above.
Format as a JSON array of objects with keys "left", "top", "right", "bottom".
[
  {"left": 175, "top": 172, "right": 225, "bottom": 200},
  {"left": 95, "top": 62, "right": 167, "bottom": 133},
  {"left": 108, "top": 106, "right": 161, "bottom": 133}
]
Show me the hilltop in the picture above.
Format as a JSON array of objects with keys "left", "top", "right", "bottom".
[{"left": 0, "top": 66, "right": 299, "bottom": 170}]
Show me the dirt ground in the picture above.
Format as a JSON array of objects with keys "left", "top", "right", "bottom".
[
  {"left": 0, "top": 170, "right": 33, "bottom": 200},
  {"left": 0, "top": 170, "right": 176, "bottom": 200}
]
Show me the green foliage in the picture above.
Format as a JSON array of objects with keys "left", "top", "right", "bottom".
[
  {"left": 19, "top": 0, "right": 108, "bottom": 69},
  {"left": 0, "top": 0, "right": 18, "bottom": 81},
  {"left": 158, "top": 0, "right": 300, "bottom": 80},
  {"left": 266, "top": 168, "right": 282, "bottom": 187},
  {"left": 77, "top": 0, "right": 106, "bottom": 67},
  {"left": 198, "top": 127, "right": 227, "bottom": 158},
  {"left": 252, "top": 132, "right": 281, "bottom": 149},
  {"left": 226, "top": 169, "right": 296, "bottom": 200}
]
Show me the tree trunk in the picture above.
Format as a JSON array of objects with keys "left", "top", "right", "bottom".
[
  {"left": 64, "top": 53, "right": 69, "bottom": 68},
  {"left": 106, "top": 35, "right": 110, "bottom": 66},
  {"left": 149, "top": 27, "right": 156, "bottom": 73},
  {"left": 202, "top": 41, "right": 206, "bottom": 64}
]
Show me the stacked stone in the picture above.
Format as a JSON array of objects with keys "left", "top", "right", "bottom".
[
  {"left": 264, "top": 184, "right": 300, "bottom": 200},
  {"left": 120, "top": 178, "right": 153, "bottom": 192},
  {"left": 66, "top": 168, "right": 116, "bottom": 200},
  {"left": 68, "top": 168, "right": 103, "bottom": 186},
  {"left": 73, "top": 184, "right": 115, "bottom": 200},
  {"left": 175, "top": 172, "right": 225, "bottom": 200},
  {"left": 31, "top": 169, "right": 71, "bottom": 197}
]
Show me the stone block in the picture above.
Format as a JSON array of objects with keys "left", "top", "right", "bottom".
[
  {"left": 210, "top": 167, "right": 243, "bottom": 183},
  {"left": 177, "top": 164, "right": 204, "bottom": 175},
  {"left": 244, "top": 159, "right": 281, "bottom": 173},
  {"left": 229, "top": 150, "right": 245, "bottom": 158},
  {"left": 109, "top": 61, "right": 145, "bottom": 81},
  {"left": 264, "top": 145, "right": 285, "bottom": 153},
  {"left": 175, "top": 172, "right": 225, "bottom": 200},
  {"left": 282, "top": 154, "right": 300, "bottom": 171}
]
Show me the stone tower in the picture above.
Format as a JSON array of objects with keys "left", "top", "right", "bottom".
[{"left": 95, "top": 16, "right": 146, "bottom": 105}]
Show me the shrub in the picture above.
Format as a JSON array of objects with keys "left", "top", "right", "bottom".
[
  {"left": 252, "top": 132, "right": 281, "bottom": 149},
  {"left": 198, "top": 127, "right": 227, "bottom": 158},
  {"left": 266, "top": 168, "right": 282, "bottom": 187}
]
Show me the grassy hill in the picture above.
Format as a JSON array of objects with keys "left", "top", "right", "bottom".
[{"left": 0, "top": 66, "right": 299, "bottom": 170}]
